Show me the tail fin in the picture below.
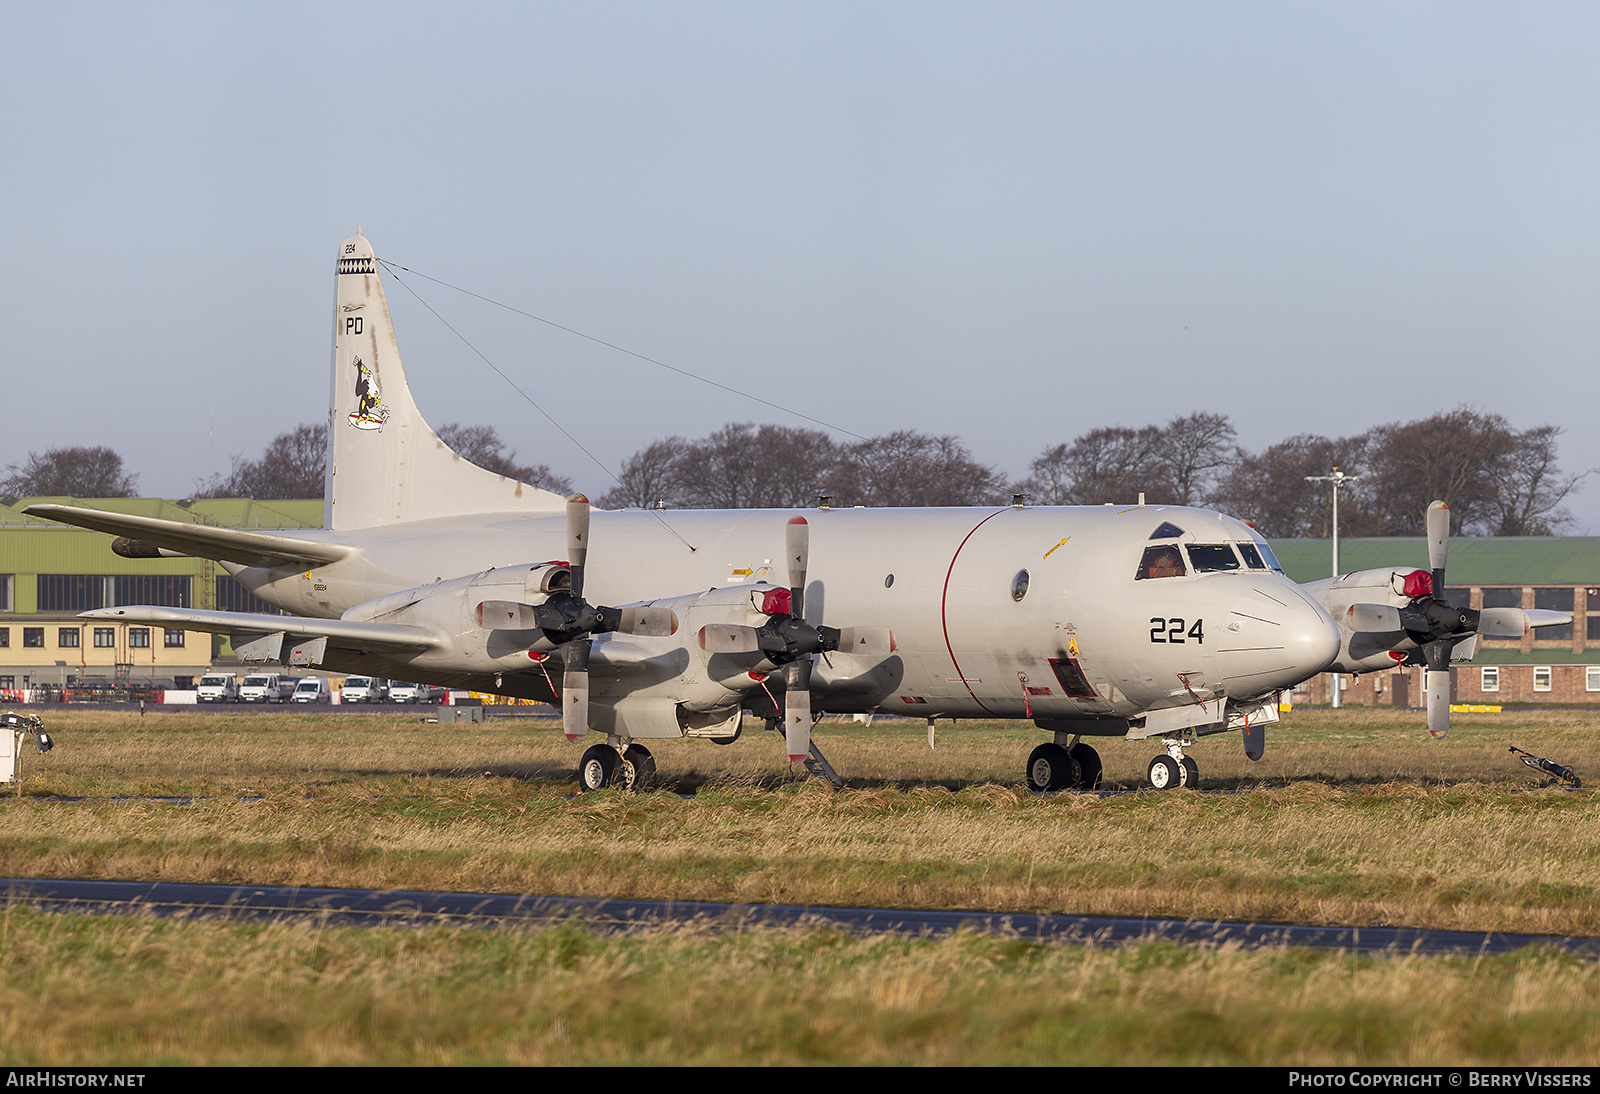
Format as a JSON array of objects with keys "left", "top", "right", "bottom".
[{"left": 327, "top": 229, "right": 566, "bottom": 530}]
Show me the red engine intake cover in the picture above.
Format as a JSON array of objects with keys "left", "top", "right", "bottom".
[
  {"left": 1402, "top": 570, "right": 1433, "bottom": 599},
  {"left": 760, "top": 588, "right": 792, "bottom": 616}
]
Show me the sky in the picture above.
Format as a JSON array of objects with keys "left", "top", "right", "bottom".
[{"left": 4, "top": 2, "right": 1599, "bottom": 531}]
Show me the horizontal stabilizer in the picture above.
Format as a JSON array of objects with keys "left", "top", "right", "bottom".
[
  {"left": 80, "top": 606, "right": 438, "bottom": 655},
  {"left": 24, "top": 504, "right": 351, "bottom": 568}
]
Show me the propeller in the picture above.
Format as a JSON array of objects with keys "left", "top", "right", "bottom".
[
  {"left": 1342, "top": 500, "right": 1570, "bottom": 738},
  {"left": 515, "top": 493, "right": 676, "bottom": 741}
]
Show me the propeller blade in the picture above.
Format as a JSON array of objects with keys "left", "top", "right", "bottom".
[
  {"left": 1425, "top": 667, "right": 1451, "bottom": 738},
  {"left": 1426, "top": 500, "right": 1449, "bottom": 594},
  {"left": 1477, "top": 607, "right": 1531, "bottom": 639},
  {"left": 566, "top": 493, "right": 591, "bottom": 599},
  {"left": 1344, "top": 603, "right": 1402, "bottom": 632},
  {"left": 1525, "top": 609, "right": 1575, "bottom": 630},
  {"left": 784, "top": 658, "right": 813, "bottom": 762},
  {"left": 699, "top": 623, "right": 762, "bottom": 654},
  {"left": 562, "top": 638, "right": 590, "bottom": 742},
  {"left": 614, "top": 605, "right": 678, "bottom": 637},
  {"left": 833, "top": 626, "right": 896, "bottom": 655},
  {"left": 786, "top": 516, "right": 809, "bottom": 620}
]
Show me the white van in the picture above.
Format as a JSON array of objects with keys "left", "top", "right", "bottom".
[
  {"left": 340, "top": 676, "right": 388, "bottom": 703},
  {"left": 291, "top": 677, "right": 332, "bottom": 704},
  {"left": 388, "top": 680, "right": 442, "bottom": 704},
  {"left": 239, "top": 673, "right": 293, "bottom": 703},
  {"left": 196, "top": 673, "right": 237, "bottom": 703}
]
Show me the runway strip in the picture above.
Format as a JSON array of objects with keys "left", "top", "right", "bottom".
[{"left": 3, "top": 877, "right": 1596, "bottom": 957}]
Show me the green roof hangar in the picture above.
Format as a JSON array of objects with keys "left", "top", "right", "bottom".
[{"left": 0, "top": 497, "right": 322, "bottom": 695}]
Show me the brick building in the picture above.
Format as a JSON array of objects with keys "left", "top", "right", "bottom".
[{"left": 1271, "top": 537, "right": 1600, "bottom": 707}]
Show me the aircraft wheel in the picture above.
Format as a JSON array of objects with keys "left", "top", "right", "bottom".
[
  {"left": 1068, "top": 743, "right": 1102, "bottom": 790},
  {"left": 1026, "top": 743, "right": 1081, "bottom": 792},
  {"left": 1179, "top": 756, "right": 1199, "bottom": 789},
  {"left": 578, "top": 745, "right": 619, "bottom": 791},
  {"left": 1148, "top": 755, "right": 1182, "bottom": 791},
  {"left": 622, "top": 744, "right": 657, "bottom": 790}
]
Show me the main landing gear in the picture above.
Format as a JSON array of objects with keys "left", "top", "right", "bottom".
[
  {"left": 577, "top": 741, "right": 657, "bottom": 791},
  {"left": 1146, "top": 739, "right": 1199, "bottom": 791},
  {"left": 1025, "top": 740, "right": 1103, "bottom": 792}
]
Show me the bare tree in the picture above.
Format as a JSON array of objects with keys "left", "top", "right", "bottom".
[
  {"left": 597, "top": 436, "right": 689, "bottom": 509},
  {"left": 197, "top": 424, "right": 327, "bottom": 500},
  {"left": 673, "top": 424, "right": 844, "bottom": 509},
  {"left": 1019, "top": 426, "right": 1168, "bottom": 505},
  {"left": 1361, "top": 407, "right": 1515, "bottom": 535},
  {"left": 1157, "top": 412, "right": 1237, "bottom": 506},
  {"left": 1207, "top": 433, "right": 1373, "bottom": 538},
  {"left": 436, "top": 423, "right": 572, "bottom": 494},
  {"left": 843, "top": 431, "right": 1006, "bottom": 506},
  {"left": 2, "top": 446, "right": 138, "bottom": 497},
  {"left": 1484, "top": 425, "right": 1589, "bottom": 536}
]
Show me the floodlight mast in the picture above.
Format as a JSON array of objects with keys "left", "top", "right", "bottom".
[{"left": 1306, "top": 467, "right": 1359, "bottom": 708}]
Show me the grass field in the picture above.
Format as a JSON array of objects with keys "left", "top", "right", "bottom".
[{"left": 2, "top": 704, "right": 1598, "bottom": 1064}]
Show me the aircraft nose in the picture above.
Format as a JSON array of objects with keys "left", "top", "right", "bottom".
[{"left": 1216, "top": 578, "right": 1341, "bottom": 697}]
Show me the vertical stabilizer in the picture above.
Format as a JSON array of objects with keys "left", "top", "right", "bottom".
[{"left": 327, "top": 230, "right": 566, "bottom": 530}]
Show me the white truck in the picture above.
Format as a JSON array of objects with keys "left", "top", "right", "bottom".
[
  {"left": 196, "top": 673, "right": 238, "bottom": 703},
  {"left": 238, "top": 673, "right": 294, "bottom": 703}
]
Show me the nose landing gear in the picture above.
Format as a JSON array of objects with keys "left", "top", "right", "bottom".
[{"left": 1146, "top": 738, "right": 1198, "bottom": 790}]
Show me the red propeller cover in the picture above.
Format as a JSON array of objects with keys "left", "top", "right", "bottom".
[
  {"left": 760, "top": 588, "right": 792, "bottom": 616},
  {"left": 1402, "top": 570, "right": 1433, "bottom": 599}
]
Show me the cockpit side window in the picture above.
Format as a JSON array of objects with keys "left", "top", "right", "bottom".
[
  {"left": 1253, "top": 539, "right": 1285, "bottom": 573},
  {"left": 1237, "top": 543, "right": 1267, "bottom": 570},
  {"left": 1135, "top": 545, "right": 1186, "bottom": 580},
  {"left": 1186, "top": 544, "right": 1241, "bottom": 573}
]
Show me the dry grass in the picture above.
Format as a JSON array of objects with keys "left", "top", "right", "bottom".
[
  {"left": 1, "top": 707, "right": 1596, "bottom": 934},
  {"left": 2, "top": 908, "right": 1600, "bottom": 1065},
  {"left": 3, "top": 706, "right": 1599, "bottom": 1065}
]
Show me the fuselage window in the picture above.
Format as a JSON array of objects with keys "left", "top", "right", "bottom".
[
  {"left": 1237, "top": 543, "right": 1267, "bottom": 570},
  {"left": 1135, "top": 545, "right": 1186, "bottom": 580},
  {"left": 1186, "top": 544, "right": 1241, "bottom": 573}
]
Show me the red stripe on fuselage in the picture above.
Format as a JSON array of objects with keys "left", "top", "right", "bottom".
[{"left": 940, "top": 508, "right": 1010, "bottom": 715}]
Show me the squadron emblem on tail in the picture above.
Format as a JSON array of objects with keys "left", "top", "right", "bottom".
[{"left": 348, "top": 356, "right": 390, "bottom": 431}]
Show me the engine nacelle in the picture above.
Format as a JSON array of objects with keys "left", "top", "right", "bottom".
[{"left": 340, "top": 563, "right": 574, "bottom": 673}]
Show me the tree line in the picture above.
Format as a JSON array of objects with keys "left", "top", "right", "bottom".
[{"left": 3, "top": 406, "right": 1586, "bottom": 537}]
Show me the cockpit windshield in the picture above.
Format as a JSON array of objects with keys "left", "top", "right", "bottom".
[
  {"left": 1135, "top": 545, "right": 1186, "bottom": 580},
  {"left": 1237, "top": 543, "right": 1267, "bottom": 569},
  {"left": 1186, "top": 544, "right": 1242, "bottom": 573}
]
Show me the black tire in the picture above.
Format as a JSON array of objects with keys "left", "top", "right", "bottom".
[
  {"left": 1179, "top": 756, "right": 1199, "bottom": 789},
  {"left": 579, "top": 745, "right": 618, "bottom": 791},
  {"left": 1068, "top": 742, "right": 1103, "bottom": 790},
  {"left": 622, "top": 744, "right": 656, "bottom": 790},
  {"left": 1148, "top": 755, "right": 1181, "bottom": 790},
  {"left": 1026, "top": 743, "right": 1081, "bottom": 792}
]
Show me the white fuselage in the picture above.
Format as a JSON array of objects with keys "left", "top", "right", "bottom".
[{"left": 229, "top": 502, "right": 1340, "bottom": 725}]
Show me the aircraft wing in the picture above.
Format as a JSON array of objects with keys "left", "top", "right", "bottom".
[
  {"left": 23, "top": 504, "right": 351, "bottom": 568},
  {"left": 79, "top": 606, "right": 441, "bottom": 656}
]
